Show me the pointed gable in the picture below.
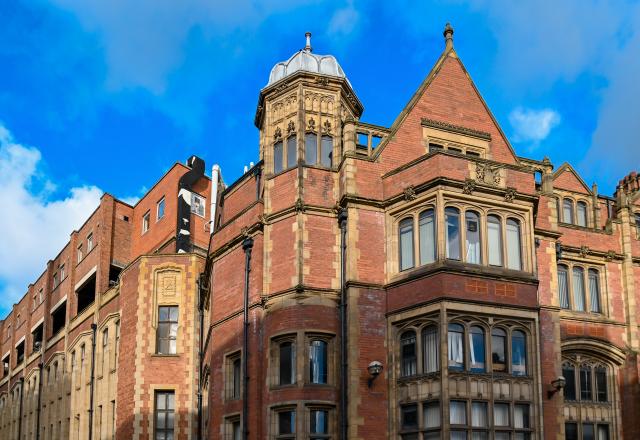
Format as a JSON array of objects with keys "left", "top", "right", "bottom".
[
  {"left": 553, "top": 163, "right": 592, "bottom": 194},
  {"left": 376, "top": 46, "right": 518, "bottom": 172}
]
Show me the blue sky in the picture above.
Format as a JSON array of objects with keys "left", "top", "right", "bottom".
[{"left": 0, "top": 0, "right": 639, "bottom": 315}]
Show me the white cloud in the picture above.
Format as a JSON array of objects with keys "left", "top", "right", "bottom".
[
  {"left": 0, "top": 124, "right": 103, "bottom": 311},
  {"left": 509, "top": 107, "right": 561, "bottom": 146},
  {"left": 328, "top": 1, "right": 360, "bottom": 37}
]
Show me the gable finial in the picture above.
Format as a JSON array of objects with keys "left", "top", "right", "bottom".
[
  {"left": 305, "top": 32, "right": 312, "bottom": 52},
  {"left": 443, "top": 22, "right": 454, "bottom": 50}
]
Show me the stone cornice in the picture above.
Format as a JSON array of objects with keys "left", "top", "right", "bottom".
[{"left": 421, "top": 117, "right": 492, "bottom": 141}]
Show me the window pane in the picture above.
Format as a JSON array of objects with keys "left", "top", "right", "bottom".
[
  {"left": 274, "top": 141, "right": 283, "bottom": 173},
  {"left": 558, "top": 266, "right": 569, "bottom": 309},
  {"left": 511, "top": 331, "right": 527, "bottom": 376},
  {"left": 563, "top": 364, "right": 576, "bottom": 400},
  {"left": 597, "top": 425, "right": 609, "bottom": 440},
  {"left": 514, "top": 404, "right": 529, "bottom": 428},
  {"left": 278, "top": 411, "right": 295, "bottom": 434},
  {"left": 589, "top": 270, "right": 601, "bottom": 313},
  {"left": 233, "top": 358, "right": 241, "bottom": 398},
  {"left": 232, "top": 421, "right": 241, "bottom": 440},
  {"left": 321, "top": 135, "right": 333, "bottom": 167},
  {"left": 445, "top": 207, "right": 461, "bottom": 260},
  {"left": 573, "top": 267, "right": 586, "bottom": 311},
  {"left": 287, "top": 136, "right": 297, "bottom": 168},
  {"left": 401, "top": 331, "right": 417, "bottom": 377},
  {"left": 469, "top": 326, "right": 485, "bottom": 372},
  {"left": 310, "top": 409, "right": 328, "bottom": 433},
  {"left": 448, "top": 324, "right": 464, "bottom": 370},
  {"left": 565, "top": 423, "right": 578, "bottom": 440},
  {"left": 399, "top": 218, "right": 415, "bottom": 271},
  {"left": 423, "top": 401, "right": 440, "bottom": 428},
  {"left": 471, "top": 433, "right": 488, "bottom": 440},
  {"left": 495, "top": 433, "right": 510, "bottom": 440},
  {"left": 465, "top": 211, "right": 481, "bottom": 264},
  {"left": 494, "top": 403, "right": 509, "bottom": 427},
  {"left": 305, "top": 132, "right": 317, "bottom": 164},
  {"left": 419, "top": 210, "right": 436, "bottom": 265},
  {"left": 401, "top": 404, "right": 418, "bottom": 430},
  {"left": 580, "top": 365, "right": 593, "bottom": 400},
  {"left": 491, "top": 329, "right": 507, "bottom": 372},
  {"left": 583, "top": 424, "right": 595, "bottom": 440},
  {"left": 422, "top": 326, "right": 439, "bottom": 373},
  {"left": 449, "top": 401, "right": 467, "bottom": 425},
  {"left": 563, "top": 199, "right": 574, "bottom": 224},
  {"left": 279, "top": 342, "right": 294, "bottom": 385},
  {"left": 471, "top": 401, "right": 487, "bottom": 427},
  {"left": 451, "top": 432, "right": 467, "bottom": 440},
  {"left": 577, "top": 202, "right": 588, "bottom": 226},
  {"left": 506, "top": 219, "right": 522, "bottom": 270},
  {"left": 595, "top": 366, "right": 607, "bottom": 402},
  {"left": 487, "top": 215, "right": 503, "bottom": 266},
  {"left": 309, "top": 340, "right": 327, "bottom": 384}
]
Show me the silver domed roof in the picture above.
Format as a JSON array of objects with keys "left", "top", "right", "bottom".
[{"left": 266, "top": 33, "right": 348, "bottom": 87}]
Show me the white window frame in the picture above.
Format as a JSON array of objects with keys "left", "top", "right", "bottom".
[{"left": 191, "top": 193, "right": 206, "bottom": 218}]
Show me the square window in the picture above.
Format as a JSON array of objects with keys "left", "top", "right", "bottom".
[
  {"left": 191, "top": 193, "right": 206, "bottom": 217},
  {"left": 423, "top": 401, "right": 440, "bottom": 428},
  {"left": 514, "top": 404, "right": 529, "bottom": 429},
  {"left": 494, "top": 403, "right": 510, "bottom": 427},
  {"left": 471, "top": 401, "right": 487, "bottom": 427}
]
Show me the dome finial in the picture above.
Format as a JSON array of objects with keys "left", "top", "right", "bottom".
[
  {"left": 305, "top": 32, "right": 312, "bottom": 52},
  {"left": 443, "top": 22, "right": 454, "bottom": 50}
]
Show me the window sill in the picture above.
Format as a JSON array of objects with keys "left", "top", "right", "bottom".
[
  {"left": 270, "top": 383, "right": 298, "bottom": 390},
  {"left": 151, "top": 353, "right": 180, "bottom": 358}
]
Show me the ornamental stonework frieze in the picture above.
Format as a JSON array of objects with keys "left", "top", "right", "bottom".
[
  {"left": 287, "top": 120, "right": 296, "bottom": 134},
  {"left": 274, "top": 127, "right": 282, "bottom": 140},
  {"left": 323, "top": 119, "right": 332, "bottom": 134}
]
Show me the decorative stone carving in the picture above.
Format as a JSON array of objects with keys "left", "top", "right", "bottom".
[
  {"left": 323, "top": 120, "right": 332, "bottom": 134},
  {"left": 308, "top": 118, "right": 316, "bottom": 131},
  {"left": 258, "top": 214, "right": 267, "bottom": 226},
  {"left": 295, "top": 198, "right": 305, "bottom": 212},
  {"left": 605, "top": 250, "right": 616, "bottom": 261},
  {"left": 504, "top": 187, "right": 517, "bottom": 202},
  {"left": 580, "top": 245, "right": 590, "bottom": 258},
  {"left": 315, "top": 76, "right": 329, "bottom": 86},
  {"left": 403, "top": 186, "right": 417, "bottom": 201},
  {"left": 476, "top": 163, "right": 501, "bottom": 186},
  {"left": 421, "top": 118, "right": 491, "bottom": 141},
  {"left": 463, "top": 178, "right": 476, "bottom": 195},
  {"left": 287, "top": 120, "right": 295, "bottom": 134},
  {"left": 274, "top": 82, "right": 289, "bottom": 93},
  {"left": 345, "top": 92, "right": 358, "bottom": 106},
  {"left": 241, "top": 226, "right": 249, "bottom": 238},
  {"left": 274, "top": 127, "right": 282, "bottom": 140},
  {"left": 161, "top": 274, "right": 176, "bottom": 296}
]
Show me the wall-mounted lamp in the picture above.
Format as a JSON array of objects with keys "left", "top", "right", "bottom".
[
  {"left": 367, "top": 361, "right": 383, "bottom": 388},
  {"left": 548, "top": 376, "right": 566, "bottom": 399}
]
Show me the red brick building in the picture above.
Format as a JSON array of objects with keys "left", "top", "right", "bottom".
[{"left": 1, "top": 24, "right": 640, "bottom": 440}]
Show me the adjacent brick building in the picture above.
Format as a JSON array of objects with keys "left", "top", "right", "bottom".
[{"left": 1, "top": 24, "right": 639, "bottom": 440}]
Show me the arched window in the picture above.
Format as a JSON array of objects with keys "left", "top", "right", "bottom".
[
  {"left": 419, "top": 209, "right": 436, "bottom": 265},
  {"left": 511, "top": 330, "right": 527, "bottom": 376},
  {"left": 577, "top": 201, "right": 588, "bottom": 227},
  {"left": 506, "top": 218, "right": 523, "bottom": 270},
  {"left": 445, "top": 207, "right": 461, "bottom": 260},
  {"left": 469, "top": 326, "right": 485, "bottom": 372},
  {"left": 321, "top": 135, "right": 333, "bottom": 167},
  {"left": 595, "top": 365, "right": 607, "bottom": 402},
  {"left": 465, "top": 211, "right": 481, "bottom": 264},
  {"left": 286, "top": 135, "right": 297, "bottom": 169},
  {"left": 274, "top": 141, "right": 284, "bottom": 173},
  {"left": 580, "top": 364, "right": 592, "bottom": 400},
  {"left": 588, "top": 269, "right": 601, "bottom": 313},
  {"left": 487, "top": 215, "right": 503, "bottom": 266},
  {"left": 400, "top": 331, "right": 417, "bottom": 377},
  {"left": 279, "top": 341, "right": 295, "bottom": 385},
  {"left": 491, "top": 328, "right": 507, "bottom": 372},
  {"left": 558, "top": 265, "right": 570, "bottom": 309},
  {"left": 563, "top": 199, "right": 574, "bottom": 224},
  {"left": 447, "top": 324, "right": 464, "bottom": 370},
  {"left": 422, "top": 325, "right": 438, "bottom": 373},
  {"left": 399, "top": 218, "right": 414, "bottom": 271},
  {"left": 562, "top": 362, "right": 577, "bottom": 400},
  {"left": 309, "top": 339, "right": 327, "bottom": 384},
  {"left": 572, "top": 267, "right": 586, "bottom": 311},
  {"left": 305, "top": 132, "right": 317, "bottom": 165}
]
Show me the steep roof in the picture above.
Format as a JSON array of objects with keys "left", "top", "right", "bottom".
[{"left": 375, "top": 24, "right": 519, "bottom": 171}]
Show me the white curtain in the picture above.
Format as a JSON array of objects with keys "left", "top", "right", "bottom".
[
  {"left": 573, "top": 268, "right": 585, "bottom": 311},
  {"left": 449, "top": 401, "right": 467, "bottom": 425},
  {"left": 446, "top": 208, "right": 461, "bottom": 260},
  {"left": 487, "top": 216, "right": 502, "bottom": 266},
  {"left": 465, "top": 212, "right": 481, "bottom": 264},
  {"left": 448, "top": 330, "right": 464, "bottom": 367},
  {"left": 493, "top": 403, "right": 509, "bottom": 427},
  {"left": 589, "top": 270, "right": 601, "bottom": 313},
  {"left": 450, "top": 431, "right": 467, "bottom": 440},
  {"left": 577, "top": 202, "right": 587, "bottom": 226},
  {"left": 558, "top": 267, "right": 569, "bottom": 309},
  {"left": 471, "top": 402, "right": 487, "bottom": 427},
  {"left": 514, "top": 405, "right": 528, "bottom": 429},
  {"left": 422, "top": 327, "right": 439, "bottom": 373},
  {"left": 597, "top": 425, "right": 609, "bottom": 440},
  {"left": 506, "top": 219, "right": 522, "bottom": 270},
  {"left": 399, "top": 219, "right": 414, "bottom": 271},
  {"left": 423, "top": 402, "right": 440, "bottom": 428},
  {"left": 419, "top": 211, "right": 436, "bottom": 265}
]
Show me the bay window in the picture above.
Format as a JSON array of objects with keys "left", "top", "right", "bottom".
[
  {"left": 287, "top": 135, "right": 297, "bottom": 169},
  {"left": 305, "top": 132, "right": 318, "bottom": 164},
  {"left": 309, "top": 339, "right": 328, "bottom": 384},
  {"left": 511, "top": 330, "right": 527, "bottom": 376},
  {"left": 279, "top": 341, "right": 295, "bottom": 385},
  {"left": 448, "top": 324, "right": 464, "bottom": 370},
  {"left": 321, "top": 135, "right": 333, "bottom": 167},
  {"left": 421, "top": 326, "right": 438, "bottom": 374},
  {"left": 558, "top": 265, "right": 570, "bottom": 309},
  {"left": 491, "top": 328, "right": 507, "bottom": 373},
  {"left": 309, "top": 409, "right": 329, "bottom": 440},
  {"left": 588, "top": 269, "right": 601, "bottom": 313},
  {"left": 465, "top": 211, "right": 481, "bottom": 264},
  {"left": 399, "top": 218, "right": 415, "bottom": 271},
  {"left": 506, "top": 219, "right": 522, "bottom": 270},
  {"left": 487, "top": 215, "right": 503, "bottom": 266},
  {"left": 419, "top": 209, "right": 436, "bottom": 265},
  {"left": 400, "top": 331, "right": 417, "bottom": 377},
  {"left": 469, "top": 326, "right": 486, "bottom": 373},
  {"left": 446, "top": 207, "right": 461, "bottom": 260}
]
